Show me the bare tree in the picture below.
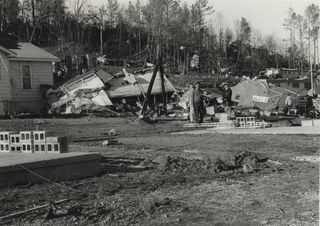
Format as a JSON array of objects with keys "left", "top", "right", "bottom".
[
  {"left": 69, "top": 0, "right": 89, "bottom": 69},
  {"left": 305, "top": 4, "right": 320, "bottom": 66},
  {"left": 283, "top": 7, "right": 298, "bottom": 68}
]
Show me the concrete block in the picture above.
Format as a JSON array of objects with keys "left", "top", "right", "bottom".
[
  {"left": 21, "top": 143, "right": 33, "bottom": 153},
  {"left": 33, "top": 131, "right": 46, "bottom": 143},
  {"left": 20, "top": 131, "right": 32, "bottom": 142},
  {"left": 34, "top": 143, "right": 47, "bottom": 153},
  {"left": 47, "top": 142, "right": 66, "bottom": 154},
  {"left": 237, "top": 117, "right": 246, "bottom": 127},
  {"left": 46, "top": 137, "right": 68, "bottom": 153},
  {"left": 9, "top": 134, "right": 21, "bottom": 152},
  {"left": 0, "top": 144, "right": 10, "bottom": 152},
  {"left": 0, "top": 132, "right": 10, "bottom": 143}
]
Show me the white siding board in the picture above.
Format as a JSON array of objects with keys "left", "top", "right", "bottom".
[
  {"left": 9, "top": 61, "right": 53, "bottom": 113},
  {"left": 0, "top": 51, "right": 11, "bottom": 115},
  {"left": 10, "top": 61, "right": 53, "bottom": 102}
]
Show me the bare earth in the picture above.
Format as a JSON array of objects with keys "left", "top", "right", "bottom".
[{"left": 0, "top": 117, "right": 319, "bottom": 226}]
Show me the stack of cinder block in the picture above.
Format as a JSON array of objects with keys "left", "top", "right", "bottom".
[
  {"left": 9, "top": 133, "right": 21, "bottom": 151},
  {"left": 246, "top": 117, "right": 256, "bottom": 127},
  {"left": 33, "top": 131, "right": 47, "bottom": 153},
  {"left": 20, "top": 131, "right": 33, "bottom": 153},
  {"left": 0, "top": 132, "right": 10, "bottom": 152},
  {"left": 46, "top": 136, "right": 68, "bottom": 154},
  {"left": 0, "top": 130, "right": 68, "bottom": 154}
]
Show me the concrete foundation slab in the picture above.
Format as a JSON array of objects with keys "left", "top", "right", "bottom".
[
  {"left": 173, "top": 126, "right": 320, "bottom": 135},
  {"left": 0, "top": 152, "right": 101, "bottom": 188},
  {"left": 301, "top": 119, "right": 320, "bottom": 127}
]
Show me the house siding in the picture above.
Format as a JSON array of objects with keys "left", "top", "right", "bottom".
[
  {"left": 10, "top": 61, "right": 53, "bottom": 113},
  {"left": 0, "top": 51, "right": 11, "bottom": 115}
]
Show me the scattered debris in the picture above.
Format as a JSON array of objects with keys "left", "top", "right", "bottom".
[
  {"left": 291, "top": 156, "right": 320, "bottom": 163},
  {"left": 102, "top": 139, "right": 119, "bottom": 146},
  {"left": 49, "top": 70, "right": 112, "bottom": 114},
  {"left": 267, "top": 159, "right": 283, "bottom": 165},
  {"left": 0, "top": 199, "right": 70, "bottom": 221},
  {"left": 182, "top": 150, "right": 199, "bottom": 154},
  {"left": 148, "top": 151, "right": 272, "bottom": 174},
  {"left": 108, "top": 129, "right": 118, "bottom": 136}
]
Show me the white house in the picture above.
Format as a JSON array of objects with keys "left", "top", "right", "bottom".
[{"left": 0, "top": 42, "right": 59, "bottom": 115}]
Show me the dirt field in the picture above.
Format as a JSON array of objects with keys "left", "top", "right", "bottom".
[{"left": 0, "top": 116, "right": 319, "bottom": 226}]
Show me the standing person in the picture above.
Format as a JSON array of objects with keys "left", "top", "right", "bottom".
[
  {"left": 188, "top": 84, "right": 195, "bottom": 123},
  {"left": 193, "top": 82, "right": 204, "bottom": 123},
  {"left": 220, "top": 82, "right": 233, "bottom": 120},
  {"left": 284, "top": 93, "right": 293, "bottom": 115}
]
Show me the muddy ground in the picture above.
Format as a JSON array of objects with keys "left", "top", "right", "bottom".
[{"left": 0, "top": 116, "right": 319, "bottom": 226}]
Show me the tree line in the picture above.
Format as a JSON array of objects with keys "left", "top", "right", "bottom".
[
  {"left": 0, "top": 0, "right": 319, "bottom": 76},
  {"left": 283, "top": 4, "right": 320, "bottom": 71}
]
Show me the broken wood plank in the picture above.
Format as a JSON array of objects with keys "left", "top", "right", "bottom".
[{"left": 0, "top": 199, "right": 70, "bottom": 221}]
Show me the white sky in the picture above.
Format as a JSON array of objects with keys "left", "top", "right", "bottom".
[{"left": 86, "top": 0, "right": 318, "bottom": 39}]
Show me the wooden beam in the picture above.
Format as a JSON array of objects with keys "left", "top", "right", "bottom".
[
  {"left": 159, "top": 55, "right": 167, "bottom": 116},
  {"left": 142, "top": 62, "right": 159, "bottom": 116}
]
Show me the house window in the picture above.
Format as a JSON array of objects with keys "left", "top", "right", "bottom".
[
  {"left": 292, "top": 82, "right": 299, "bottom": 88},
  {"left": 22, "top": 64, "right": 31, "bottom": 89}
]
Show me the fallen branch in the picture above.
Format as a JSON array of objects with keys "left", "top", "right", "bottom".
[{"left": 0, "top": 199, "right": 70, "bottom": 221}]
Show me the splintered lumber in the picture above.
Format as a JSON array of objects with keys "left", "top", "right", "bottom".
[{"left": 0, "top": 199, "right": 70, "bottom": 221}]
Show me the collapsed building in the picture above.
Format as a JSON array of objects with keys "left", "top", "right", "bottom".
[
  {"left": 231, "top": 79, "right": 300, "bottom": 112},
  {"left": 48, "top": 68, "right": 176, "bottom": 115}
]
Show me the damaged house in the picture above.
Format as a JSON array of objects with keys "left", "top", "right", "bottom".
[
  {"left": 49, "top": 67, "right": 176, "bottom": 115},
  {"left": 49, "top": 70, "right": 113, "bottom": 114},
  {"left": 231, "top": 79, "right": 300, "bottom": 111},
  {"left": 107, "top": 69, "right": 176, "bottom": 100},
  {"left": 0, "top": 36, "right": 60, "bottom": 115}
]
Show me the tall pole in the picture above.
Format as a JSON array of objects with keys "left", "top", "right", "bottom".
[
  {"left": 100, "top": 25, "right": 103, "bottom": 56},
  {"left": 309, "top": 20, "right": 314, "bottom": 92},
  {"left": 99, "top": 8, "right": 103, "bottom": 56},
  {"left": 159, "top": 52, "right": 167, "bottom": 116}
]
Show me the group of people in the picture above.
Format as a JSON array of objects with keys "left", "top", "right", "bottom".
[{"left": 188, "top": 82, "right": 233, "bottom": 123}]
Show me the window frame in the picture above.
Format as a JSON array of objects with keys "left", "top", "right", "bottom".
[{"left": 21, "top": 63, "right": 32, "bottom": 90}]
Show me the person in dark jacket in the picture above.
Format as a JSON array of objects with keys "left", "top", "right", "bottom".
[
  {"left": 193, "top": 82, "right": 204, "bottom": 123},
  {"left": 220, "top": 82, "right": 233, "bottom": 119}
]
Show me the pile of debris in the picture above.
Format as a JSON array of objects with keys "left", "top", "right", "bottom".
[
  {"left": 48, "top": 70, "right": 113, "bottom": 114},
  {"left": 46, "top": 68, "right": 176, "bottom": 116},
  {"left": 148, "top": 151, "right": 279, "bottom": 174}
]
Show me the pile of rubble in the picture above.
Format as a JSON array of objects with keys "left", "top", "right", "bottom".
[
  {"left": 148, "top": 151, "right": 279, "bottom": 174},
  {"left": 46, "top": 68, "right": 176, "bottom": 116}
]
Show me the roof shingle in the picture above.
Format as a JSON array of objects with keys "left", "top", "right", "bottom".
[{"left": 9, "top": 42, "right": 60, "bottom": 62}]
